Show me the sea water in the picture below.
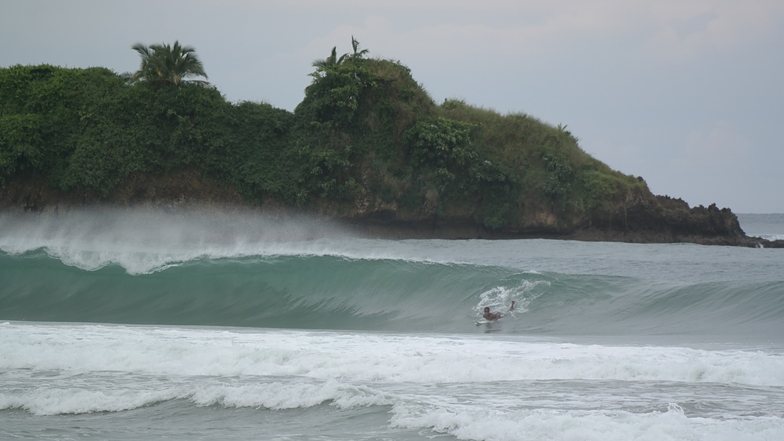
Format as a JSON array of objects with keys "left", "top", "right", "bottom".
[{"left": 1, "top": 209, "right": 783, "bottom": 440}]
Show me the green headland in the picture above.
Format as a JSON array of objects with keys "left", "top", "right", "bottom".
[{"left": 0, "top": 39, "right": 774, "bottom": 246}]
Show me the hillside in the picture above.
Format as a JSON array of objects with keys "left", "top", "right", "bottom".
[{"left": 0, "top": 57, "right": 776, "bottom": 247}]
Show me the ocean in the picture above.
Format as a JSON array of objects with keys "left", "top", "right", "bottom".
[{"left": 1, "top": 209, "right": 783, "bottom": 440}]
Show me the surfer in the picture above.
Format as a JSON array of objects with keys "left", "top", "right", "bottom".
[{"left": 483, "top": 301, "right": 515, "bottom": 321}]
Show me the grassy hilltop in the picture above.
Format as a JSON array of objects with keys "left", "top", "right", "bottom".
[{"left": 0, "top": 40, "right": 757, "bottom": 245}]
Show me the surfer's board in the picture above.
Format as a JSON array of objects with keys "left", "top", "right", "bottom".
[{"left": 475, "top": 319, "right": 499, "bottom": 325}]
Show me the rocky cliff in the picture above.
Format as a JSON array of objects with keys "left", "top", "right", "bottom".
[{"left": 2, "top": 169, "right": 779, "bottom": 248}]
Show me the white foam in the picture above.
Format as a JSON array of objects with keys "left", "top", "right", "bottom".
[
  {"left": 758, "top": 234, "right": 784, "bottom": 241},
  {"left": 0, "top": 386, "right": 183, "bottom": 416},
  {"left": 3, "top": 322, "right": 783, "bottom": 441},
  {"left": 2, "top": 323, "right": 783, "bottom": 387},
  {"left": 475, "top": 278, "right": 550, "bottom": 315},
  {"left": 188, "top": 381, "right": 390, "bottom": 410},
  {"left": 391, "top": 403, "right": 784, "bottom": 441},
  {"left": 0, "top": 379, "right": 390, "bottom": 416}
]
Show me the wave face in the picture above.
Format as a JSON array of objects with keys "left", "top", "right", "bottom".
[{"left": 2, "top": 209, "right": 784, "bottom": 339}]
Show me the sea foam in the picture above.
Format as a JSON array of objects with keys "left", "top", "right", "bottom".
[
  {"left": 0, "top": 379, "right": 390, "bottom": 416},
  {"left": 2, "top": 323, "right": 783, "bottom": 387},
  {"left": 391, "top": 404, "right": 784, "bottom": 441}
]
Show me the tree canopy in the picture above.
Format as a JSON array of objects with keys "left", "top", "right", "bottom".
[
  {"left": 131, "top": 41, "right": 208, "bottom": 86},
  {"left": 311, "top": 36, "right": 369, "bottom": 74},
  {"left": 0, "top": 39, "right": 649, "bottom": 235}
]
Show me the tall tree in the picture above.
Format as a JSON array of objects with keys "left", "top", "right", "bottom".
[
  {"left": 310, "top": 36, "right": 370, "bottom": 79},
  {"left": 312, "top": 46, "right": 341, "bottom": 69},
  {"left": 131, "top": 41, "right": 208, "bottom": 86},
  {"left": 347, "top": 36, "right": 369, "bottom": 60}
]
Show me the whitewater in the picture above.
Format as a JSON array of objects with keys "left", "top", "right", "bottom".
[{"left": 1, "top": 209, "right": 783, "bottom": 440}]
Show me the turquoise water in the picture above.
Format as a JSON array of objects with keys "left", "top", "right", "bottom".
[{"left": 1, "top": 209, "right": 783, "bottom": 440}]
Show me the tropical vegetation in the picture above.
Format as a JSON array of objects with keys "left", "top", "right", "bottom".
[
  {"left": 130, "top": 40, "right": 209, "bottom": 86},
  {"left": 0, "top": 38, "right": 648, "bottom": 233}
]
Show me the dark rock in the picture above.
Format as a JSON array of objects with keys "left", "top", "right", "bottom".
[{"left": 1, "top": 172, "right": 779, "bottom": 248}]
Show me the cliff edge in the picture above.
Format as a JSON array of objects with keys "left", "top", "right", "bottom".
[{"left": 1, "top": 169, "right": 778, "bottom": 248}]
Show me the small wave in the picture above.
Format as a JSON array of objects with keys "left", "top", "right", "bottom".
[
  {"left": 0, "top": 387, "right": 182, "bottom": 416},
  {"left": 3, "top": 324, "right": 784, "bottom": 387},
  {"left": 391, "top": 401, "right": 784, "bottom": 441},
  {"left": 757, "top": 234, "right": 784, "bottom": 241},
  {"left": 0, "top": 379, "right": 390, "bottom": 416},
  {"left": 188, "top": 381, "right": 389, "bottom": 411}
]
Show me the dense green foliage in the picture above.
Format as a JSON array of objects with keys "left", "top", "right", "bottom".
[
  {"left": 0, "top": 64, "right": 295, "bottom": 200},
  {"left": 0, "top": 42, "right": 646, "bottom": 229}
]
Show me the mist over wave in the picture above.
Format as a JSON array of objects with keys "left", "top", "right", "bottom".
[
  {"left": 0, "top": 207, "right": 359, "bottom": 274},
  {"left": 2, "top": 208, "right": 783, "bottom": 339}
]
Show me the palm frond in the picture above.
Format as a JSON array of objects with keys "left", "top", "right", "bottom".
[
  {"left": 130, "top": 40, "right": 208, "bottom": 86},
  {"left": 350, "top": 36, "right": 369, "bottom": 59}
]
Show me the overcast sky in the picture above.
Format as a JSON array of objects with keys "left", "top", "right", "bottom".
[{"left": 2, "top": 0, "right": 782, "bottom": 213}]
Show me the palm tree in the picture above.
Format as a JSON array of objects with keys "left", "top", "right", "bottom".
[
  {"left": 131, "top": 41, "right": 208, "bottom": 86},
  {"left": 347, "top": 36, "right": 369, "bottom": 60},
  {"left": 312, "top": 46, "right": 340, "bottom": 69},
  {"left": 311, "top": 36, "right": 370, "bottom": 70}
]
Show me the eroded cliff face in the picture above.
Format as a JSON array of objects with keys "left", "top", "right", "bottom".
[
  {"left": 572, "top": 192, "right": 753, "bottom": 245},
  {"left": 343, "top": 190, "right": 770, "bottom": 246},
  {"left": 1, "top": 171, "right": 780, "bottom": 247}
]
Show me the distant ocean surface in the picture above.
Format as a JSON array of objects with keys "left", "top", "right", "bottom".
[
  {"left": 1, "top": 209, "right": 783, "bottom": 441},
  {"left": 738, "top": 213, "right": 784, "bottom": 241}
]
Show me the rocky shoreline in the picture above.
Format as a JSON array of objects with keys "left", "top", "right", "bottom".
[
  {"left": 345, "top": 214, "right": 782, "bottom": 248},
  {"left": 2, "top": 172, "right": 781, "bottom": 248}
]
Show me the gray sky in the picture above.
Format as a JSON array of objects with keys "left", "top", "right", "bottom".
[{"left": 2, "top": 0, "right": 782, "bottom": 213}]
